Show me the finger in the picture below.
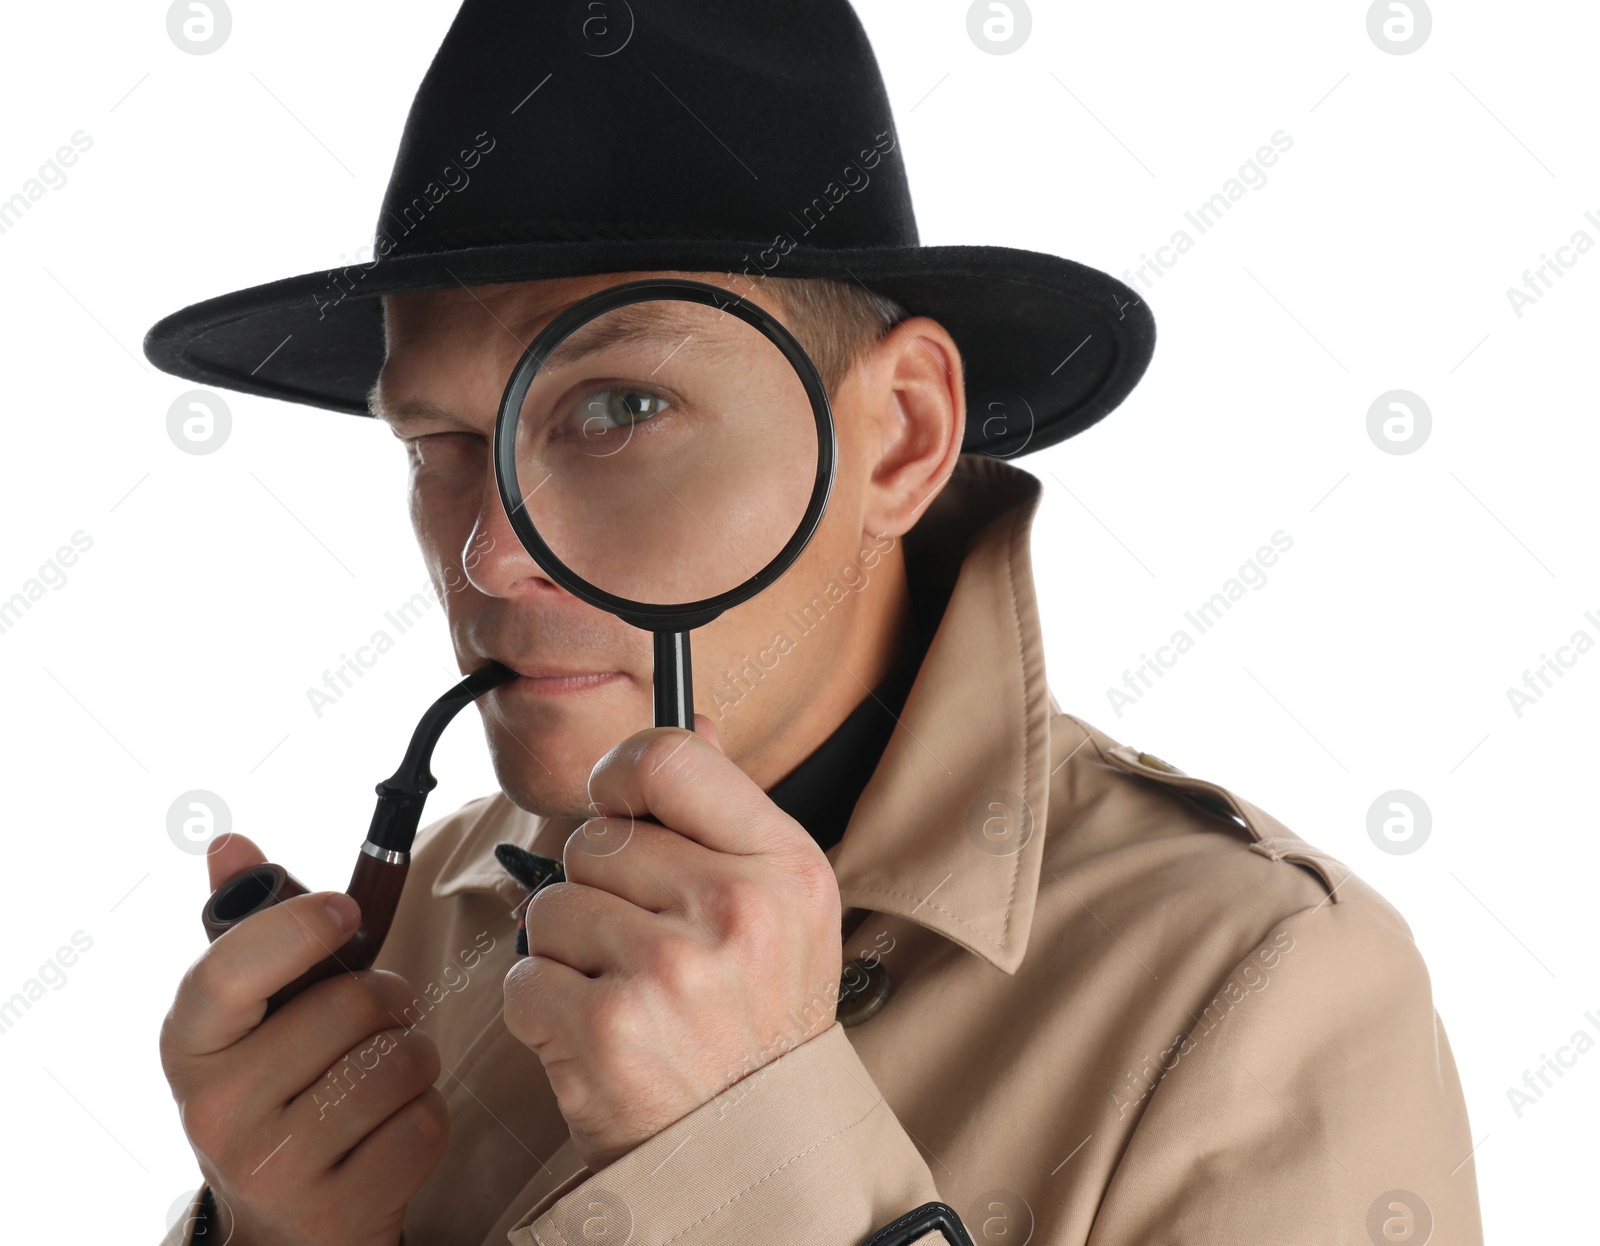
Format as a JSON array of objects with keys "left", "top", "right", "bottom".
[
  {"left": 503, "top": 951, "right": 599, "bottom": 1054},
  {"left": 588, "top": 727, "right": 801, "bottom": 858},
  {"left": 325, "top": 1086, "right": 450, "bottom": 1217},
  {"left": 521, "top": 881, "right": 665, "bottom": 977},
  {"left": 170, "top": 892, "right": 362, "bottom": 1059},
  {"left": 563, "top": 819, "right": 711, "bottom": 914},
  {"left": 206, "top": 832, "right": 266, "bottom": 892},
  {"left": 236, "top": 969, "right": 436, "bottom": 1111},
  {"left": 692, "top": 712, "right": 722, "bottom": 753},
  {"left": 284, "top": 1022, "right": 443, "bottom": 1172}
]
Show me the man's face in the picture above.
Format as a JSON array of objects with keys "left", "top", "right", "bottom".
[{"left": 374, "top": 270, "right": 908, "bottom": 817}]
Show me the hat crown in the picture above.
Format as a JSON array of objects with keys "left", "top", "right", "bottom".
[
  {"left": 141, "top": 0, "right": 1155, "bottom": 454},
  {"left": 375, "top": 0, "right": 920, "bottom": 259}
]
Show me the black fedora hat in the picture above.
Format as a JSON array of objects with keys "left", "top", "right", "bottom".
[{"left": 142, "top": 0, "right": 1155, "bottom": 458}]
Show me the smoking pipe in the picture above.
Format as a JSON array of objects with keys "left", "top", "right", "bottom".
[{"left": 199, "top": 660, "right": 518, "bottom": 1015}]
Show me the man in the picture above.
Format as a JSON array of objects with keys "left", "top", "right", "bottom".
[{"left": 147, "top": 2, "right": 1482, "bottom": 1243}]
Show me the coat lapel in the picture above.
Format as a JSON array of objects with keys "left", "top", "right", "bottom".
[{"left": 829, "top": 455, "right": 1050, "bottom": 975}]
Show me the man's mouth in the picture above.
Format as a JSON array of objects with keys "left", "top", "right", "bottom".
[{"left": 498, "top": 663, "right": 625, "bottom": 696}]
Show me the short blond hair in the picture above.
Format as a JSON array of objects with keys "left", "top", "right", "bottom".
[{"left": 757, "top": 276, "right": 909, "bottom": 394}]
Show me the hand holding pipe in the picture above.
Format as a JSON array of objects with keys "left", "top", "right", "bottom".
[{"left": 199, "top": 661, "right": 518, "bottom": 1015}]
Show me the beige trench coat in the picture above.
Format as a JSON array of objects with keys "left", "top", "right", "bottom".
[{"left": 163, "top": 454, "right": 1482, "bottom": 1245}]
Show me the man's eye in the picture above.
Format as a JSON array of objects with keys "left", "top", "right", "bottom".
[
  {"left": 577, "top": 388, "right": 671, "bottom": 432},
  {"left": 404, "top": 431, "right": 486, "bottom": 468}
]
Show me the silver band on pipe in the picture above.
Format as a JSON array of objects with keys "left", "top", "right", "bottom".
[{"left": 360, "top": 841, "right": 409, "bottom": 866}]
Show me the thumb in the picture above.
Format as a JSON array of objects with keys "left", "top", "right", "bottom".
[
  {"left": 206, "top": 832, "right": 267, "bottom": 892},
  {"left": 691, "top": 712, "right": 723, "bottom": 753}
]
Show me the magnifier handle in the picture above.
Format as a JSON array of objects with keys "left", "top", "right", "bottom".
[{"left": 653, "top": 630, "right": 693, "bottom": 729}]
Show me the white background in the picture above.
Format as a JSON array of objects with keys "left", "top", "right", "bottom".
[{"left": 0, "top": 0, "right": 1592, "bottom": 1239}]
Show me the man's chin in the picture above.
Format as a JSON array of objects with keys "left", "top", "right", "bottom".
[
  {"left": 477, "top": 693, "right": 645, "bottom": 818},
  {"left": 493, "top": 776, "right": 592, "bottom": 821},
  {"left": 487, "top": 748, "right": 597, "bottom": 819}
]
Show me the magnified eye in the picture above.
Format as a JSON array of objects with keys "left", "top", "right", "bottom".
[{"left": 578, "top": 388, "right": 671, "bottom": 432}]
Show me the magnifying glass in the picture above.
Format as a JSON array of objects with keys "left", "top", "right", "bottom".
[{"left": 492, "top": 278, "right": 837, "bottom": 729}]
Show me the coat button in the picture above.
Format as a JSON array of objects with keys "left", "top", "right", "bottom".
[{"left": 836, "top": 957, "right": 892, "bottom": 1027}]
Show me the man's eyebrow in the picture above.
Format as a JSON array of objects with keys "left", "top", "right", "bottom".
[
  {"left": 540, "top": 302, "right": 731, "bottom": 374},
  {"left": 369, "top": 395, "right": 480, "bottom": 431},
  {"left": 368, "top": 302, "right": 738, "bottom": 427}
]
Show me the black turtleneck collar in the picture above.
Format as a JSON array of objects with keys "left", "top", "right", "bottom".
[{"left": 764, "top": 576, "right": 948, "bottom": 854}]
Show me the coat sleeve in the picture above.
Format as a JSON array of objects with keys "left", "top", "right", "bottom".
[
  {"left": 502, "top": 1020, "right": 970, "bottom": 1245},
  {"left": 1086, "top": 883, "right": 1484, "bottom": 1245},
  {"left": 156, "top": 1186, "right": 418, "bottom": 1245}
]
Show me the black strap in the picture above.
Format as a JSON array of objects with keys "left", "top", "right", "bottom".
[
  {"left": 862, "top": 1201, "right": 975, "bottom": 1246},
  {"left": 494, "top": 843, "right": 565, "bottom": 956}
]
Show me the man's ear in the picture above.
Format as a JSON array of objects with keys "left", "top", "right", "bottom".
[{"left": 857, "top": 316, "right": 966, "bottom": 539}]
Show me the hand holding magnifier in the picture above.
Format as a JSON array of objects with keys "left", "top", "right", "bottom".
[{"left": 493, "top": 285, "right": 851, "bottom": 1170}]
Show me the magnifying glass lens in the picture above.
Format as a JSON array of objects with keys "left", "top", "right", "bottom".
[{"left": 510, "top": 297, "right": 820, "bottom": 607}]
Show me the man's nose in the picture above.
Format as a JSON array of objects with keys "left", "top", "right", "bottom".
[{"left": 461, "top": 465, "right": 562, "bottom": 599}]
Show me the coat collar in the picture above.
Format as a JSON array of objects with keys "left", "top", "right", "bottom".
[{"left": 431, "top": 454, "right": 1052, "bottom": 976}]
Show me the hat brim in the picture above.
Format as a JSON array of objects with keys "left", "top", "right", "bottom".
[{"left": 142, "top": 240, "right": 1154, "bottom": 458}]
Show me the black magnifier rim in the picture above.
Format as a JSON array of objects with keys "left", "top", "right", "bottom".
[{"left": 492, "top": 278, "right": 837, "bottom": 633}]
